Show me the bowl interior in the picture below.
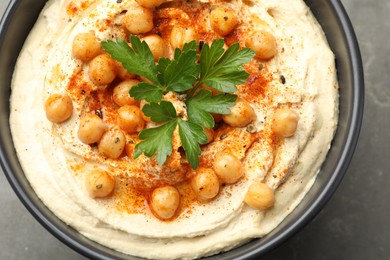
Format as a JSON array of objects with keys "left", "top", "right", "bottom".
[{"left": 0, "top": 0, "right": 363, "bottom": 259}]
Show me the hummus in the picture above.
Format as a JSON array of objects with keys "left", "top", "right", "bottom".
[{"left": 10, "top": 0, "right": 338, "bottom": 259}]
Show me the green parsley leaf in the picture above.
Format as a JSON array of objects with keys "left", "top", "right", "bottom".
[
  {"left": 161, "top": 41, "right": 199, "bottom": 93},
  {"left": 102, "top": 36, "right": 159, "bottom": 85},
  {"left": 134, "top": 120, "right": 176, "bottom": 165},
  {"left": 142, "top": 101, "right": 177, "bottom": 123},
  {"left": 179, "top": 40, "right": 198, "bottom": 54},
  {"left": 156, "top": 57, "right": 172, "bottom": 77},
  {"left": 129, "top": 82, "right": 163, "bottom": 103},
  {"left": 186, "top": 89, "right": 237, "bottom": 128},
  {"left": 103, "top": 38, "right": 201, "bottom": 102},
  {"left": 198, "top": 40, "right": 255, "bottom": 93},
  {"left": 178, "top": 119, "right": 208, "bottom": 169},
  {"left": 135, "top": 101, "right": 207, "bottom": 168}
]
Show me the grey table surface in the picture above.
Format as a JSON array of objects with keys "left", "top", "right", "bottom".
[{"left": 0, "top": 0, "right": 388, "bottom": 259}]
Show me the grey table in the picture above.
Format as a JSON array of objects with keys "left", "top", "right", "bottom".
[{"left": 0, "top": 0, "right": 388, "bottom": 259}]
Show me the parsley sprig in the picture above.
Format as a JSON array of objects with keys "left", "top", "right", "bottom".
[
  {"left": 102, "top": 36, "right": 255, "bottom": 168},
  {"left": 103, "top": 37, "right": 199, "bottom": 102},
  {"left": 134, "top": 101, "right": 208, "bottom": 168}
]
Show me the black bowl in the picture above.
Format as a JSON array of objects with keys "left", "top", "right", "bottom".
[{"left": 0, "top": 0, "right": 364, "bottom": 259}]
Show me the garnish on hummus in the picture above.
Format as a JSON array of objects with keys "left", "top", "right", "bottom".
[
  {"left": 100, "top": 36, "right": 254, "bottom": 168},
  {"left": 10, "top": 0, "right": 338, "bottom": 258}
]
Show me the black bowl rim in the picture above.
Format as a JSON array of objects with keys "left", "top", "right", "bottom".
[{"left": 0, "top": 0, "right": 364, "bottom": 259}]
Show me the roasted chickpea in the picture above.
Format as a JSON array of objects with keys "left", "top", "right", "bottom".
[
  {"left": 245, "top": 30, "right": 277, "bottom": 60},
  {"left": 203, "top": 128, "right": 214, "bottom": 144},
  {"left": 44, "top": 94, "right": 73, "bottom": 123},
  {"left": 150, "top": 186, "right": 180, "bottom": 220},
  {"left": 272, "top": 108, "right": 299, "bottom": 138},
  {"left": 98, "top": 129, "right": 126, "bottom": 159},
  {"left": 210, "top": 7, "right": 239, "bottom": 36},
  {"left": 113, "top": 80, "right": 140, "bottom": 107},
  {"left": 140, "top": 100, "right": 151, "bottom": 122},
  {"left": 72, "top": 32, "right": 102, "bottom": 61},
  {"left": 244, "top": 181, "right": 275, "bottom": 210},
  {"left": 122, "top": 6, "right": 153, "bottom": 34},
  {"left": 78, "top": 114, "right": 107, "bottom": 144},
  {"left": 88, "top": 53, "right": 116, "bottom": 86},
  {"left": 213, "top": 151, "right": 244, "bottom": 184},
  {"left": 117, "top": 105, "right": 145, "bottom": 134},
  {"left": 135, "top": 0, "right": 165, "bottom": 9},
  {"left": 85, "top": 169, "right": 116, "bottom": 198},
  {"left": 141, "top": 34, "right": 166, "bottom": 61},
  {"left": 170, "top": 24, "right": 197, "bottom": 50},
  {"left": 222, "top": 98, "right": 256, "bottom": 128},
  {"left": 191, "top": 167, "right": 220, "bottom": 201}
]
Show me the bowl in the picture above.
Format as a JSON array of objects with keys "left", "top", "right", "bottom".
[{"left": 0, "top": 0, "right": 364, "bottom": 259}]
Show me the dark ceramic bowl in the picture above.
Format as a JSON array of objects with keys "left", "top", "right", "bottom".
[{"left": 0, "top": 0, "right": 363, "bottom": 259}]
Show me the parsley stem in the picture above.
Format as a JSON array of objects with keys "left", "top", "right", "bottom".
[{"left": 187, "top": 81, "right": 203, "bottom": 99}]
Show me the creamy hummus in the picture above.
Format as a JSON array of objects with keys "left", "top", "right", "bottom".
[{"left": 10, "top": 0, "right": 338, "bottom": 259}]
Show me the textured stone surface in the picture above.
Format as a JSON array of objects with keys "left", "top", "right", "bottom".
[{"left": 0, "top": 0, "right": 388, "bottom": 259}]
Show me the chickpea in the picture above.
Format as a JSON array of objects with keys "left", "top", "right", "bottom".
[
  {"left": 170, "top": 24, "right": 197, "bottom": 50},
  {"left": 113, "top": 80, "right": 140, "bottom": 107},
  {"left": 213, "top": 151, "right": 244, "bottom": 184},
  {"left": 222, "top": 98, "right": 256, "bottom": 128},
  {"left": 88, "top": 53, "right": 116, "bottom": 86},
  {"left": 150, "top": 186, "right": 180, "bottom": 220},
  {"left": 244, "top": 181, "right": 275, "bottom": 210},
  {"left": 44, "top": 94, "right": 73, "bottom": 123},
  {"left": 203, "top": 127, "right": 214, "bottom": 144},
  {"left": 78, "top": 114, "right": 107, "bottom": 144},
  {"left": 191, "top": 167, "right": 220, "bottom": 201},
  {"left": 98, "top": 129, "right": 126, "bottom": 159},
  {"left": 72, "top": 32, "right": 102, "bottom": 61},
  {"left": 122, "top": 6, "right": 153, "bottom": 34},
  {"left": 272, "top": 108, "right": 299, "bottom": 138},
  {"left": 85, "top": 169, "right": 115, "bottom": 198},
  {"left": 141, "top": 34, "right": 166, "bottom": 61},
  {"left": 117, "top": 105, "right": 145, "bottom": 134},
  {"left": 136, "top": 0, "right": 165, "bottom": 9},
  {"left": 245, "top": 30, "right": 277, "bottom": 60},
  {"left": 140, "top": 100, "right": 151, "bottom": 122},
  {"left": 210, "top": 7, "right": 239, "bottom": 36}
]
